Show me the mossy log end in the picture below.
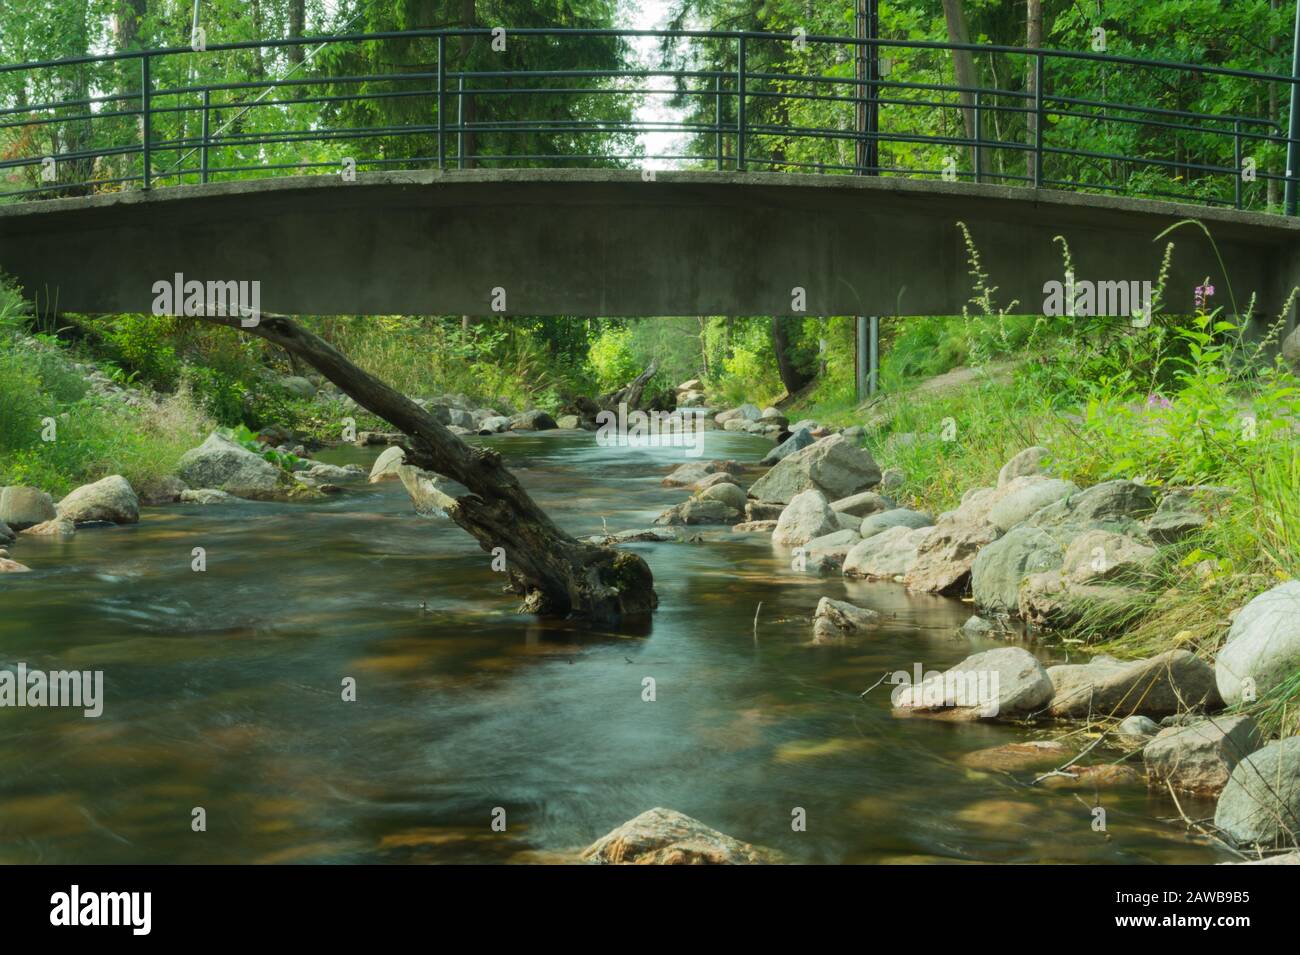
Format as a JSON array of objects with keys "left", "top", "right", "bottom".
[{"left": 207, "top": 315, "right": 658, "bottom": 621}]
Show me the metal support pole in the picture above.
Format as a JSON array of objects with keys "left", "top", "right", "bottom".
[
  {"left": 869, "top": 316, "right": 879, "bottom": 396},
  {"left": 1234, "top": 120, "right": 1242, "bottom": 210},
  {"left": 141, "top": 54, "right": 151, "bottom": 190},
  {"left": 457, "top": 75, "right": 465, "bottom": 170},
  {"left": 1287, "top": 0, "right": 1300, "bottom": 215},
  {"left": 437, "top": 35, "right": 445, "bottom": 170},
  {"left": 715, "top": 74, "right": 723, "bottom": 170},
  {"left": 1033, "top": 53, "right": 1044, "bottom": 188},
  {"left": 974, "top": 91, "right": 983, "bottom": 184},
  {"left": 737, "top": 35, "right": 746, "bottom": 172},
  {"left": 200, "top": 88, "right": 210, "bottom": 184},
  {"left": 855, "top": 316, "right": 868, "bottom": 401}
]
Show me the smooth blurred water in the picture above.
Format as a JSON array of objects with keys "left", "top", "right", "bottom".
[{"left": 0, "top": 430, "right": 1227, "bottom": 863}]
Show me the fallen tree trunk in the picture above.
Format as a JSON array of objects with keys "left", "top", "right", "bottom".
[
  {"left": 203, "top": 315, "right": 657, "bottom": 621},
  {"left": 599, "top": 359, "right": 659, "bottom": 411}
]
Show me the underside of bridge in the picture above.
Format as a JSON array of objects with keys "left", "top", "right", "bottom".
[{"left": 2, "top": 169, "right": 1299, "bottom": 335}]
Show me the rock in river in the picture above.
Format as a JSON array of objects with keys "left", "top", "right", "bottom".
[
  {"left": 582, "top": 807, "right": 781, "bottom": 864},
  {"left": 56, "top": 475, "right": 140, "bottom": 525},
  {"left": 748, "top": 434, "right": 881, "bottom": 504}
]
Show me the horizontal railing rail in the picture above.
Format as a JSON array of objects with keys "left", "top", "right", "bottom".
[{"left": 0, "top": 27, "right": 1294, "bottom": 211}]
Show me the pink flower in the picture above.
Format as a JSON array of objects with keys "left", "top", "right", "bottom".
[{"left": 1194, "top": 284, "right": 1215, "bottom": 309}]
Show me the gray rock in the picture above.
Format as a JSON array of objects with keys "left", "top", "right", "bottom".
[
  {"left": 1046, "top": 649, "right": 1220, "bottom": 719},
  {"left": 654, "top": 498, "right": 742, "bottom": 526},
  {"left": 278, "top": 375, "right": 316, "bottom": 399},
  {"left": 904, "top": 517, "right": 1002, "bottom": 595},
  {"left": 56, "top": 475, "right": 140, "bottom": 525},
  {"left": 961, "top": 615, "right": 995, "bottom": 636},
  {"left": 136, "top": 475, "right": 189, "bottom": 505},
  {"left": 662, "top": 460, "right": 740, "bottom": 488},
  {"left": 368, "top": 446, "right": 407, "bottom": 483},
  {"left": 860, "top": 507, "right": 932, "bottom": 541},
  {"left": 0, "top": 520, "right": 13, "bottom": 544},
  {"left": 1216, "top": 581, "right": 1300, "bottom": 706},
  {"left": 812, "top": 596, "right": 879, "bottom": 643},
  {"left": 1214, "top": 737, "right": 1300, "bottom": 847},
  {"left": 878, "top": 467, "right": 905, "bottom": 492},
  {"left": 1147, "top": 486, "right": 1228, "bottom": 544},
  {"left": 179, "top": 488, "right": 238, "bottom": 505},
  {"left": 0, "top": 486, "right": 57, "bottom": 529},
  {"left": 581, "top": 807, "right": 781, "bottom": 864},
  {"left": 715, "top": 403, "right": 761, "bottom": 425},
  {"left": 1018, "top": 572, "right": 1147, "bottom": 629},
  {"left": 508, "top": 410, "right": 557, "bottom": 431},
  {"left": 477, "top": 415, "right": 512, "bottom": 434},
  {"left": 697, "top": 481, "right": 747, "bottom": 510},
  {"left": 745, "top": 501, "right": 784, "bottom": 522},
  {"left": 304, "top": 463, "right": 366, "bottom": 484},
  {"left": 760, "top": 427, "right": 814, "bottom": 466},
  {"left": 1117, "top": 715, "right": 1161, "bottom": 738},
  {"left": 1027, "top": 479, "right": 1157, "bottom": 540},
  {"left": 971, "top": 525, "right": 1064, "bottom": 613},
  {"left": 843, "top": 524, "right": 933, "bottom": 579},
  {"left": 892, "top": 646, "right": 1054, "bottom": 721},
  {"left": 986, "top": 477, "right": 1078, "bottom": 532},
  {"left": 22, "top": 516, "right": 75, "bottom": 536},
  {"left": 830, "top": 490, "right": 895, "bottom": 518},
  {"left": 1060, "top": 529, "right": 1158, "bottom": 584},
  {"left": 1143, "top": 715, "right": 1259, "bottom": 795},
  {"left": 801, "top": 529, "right": 862, "bottom": 572},
  {"left": 555, "top": 414, "right": 581, "bottom": 430},
  {"left": 997, "top": 446, "right": 1050, "bottom": 486},
  {"left": 749, "top": 434, "right": 881, "bottom": 504},
  {"left": 773, "top": 489, "right": 839, "bottom": 546},
  {"left": 176, "top": 433, "right": 300, "bottom": 500}
]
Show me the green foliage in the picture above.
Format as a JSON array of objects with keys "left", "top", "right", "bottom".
[{"left": 221, "top": 423, "right": 305, "bottom": 472}]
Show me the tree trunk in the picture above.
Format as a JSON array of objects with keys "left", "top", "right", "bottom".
[
  {"left": 599, "top": 359, "right": 659, "bottom": 411},
  {"left": 770, "top": 317, "right": 812, "bottom": 396},
  {"left": 460, "top": 0, "right": 477, "bottom": 167},
  {"left": 204, "top": 315, "right": 657, "bottom": 621},
  {"left": 941, "top": 0, "right": 979, "bottom": 169},
  {"left": 288, "top": 0, "right": 305, "bottom": 65},
  {"left": 1026, "top": 0, "right": 1042, "bottom": 184},
  {"left": 1270, "top": 0, "right": 1280, "bottom": 208}
]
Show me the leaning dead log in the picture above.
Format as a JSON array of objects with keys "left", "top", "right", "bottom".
[
  {"left": 203, "top": 315, "right": 657, "bottom": 621},
  {"left": 599, "top": 359, "right": 659, "bottom": 411}
]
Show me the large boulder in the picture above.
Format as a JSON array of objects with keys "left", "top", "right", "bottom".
[
  {"left": 177, "top": 433, "right": 299, "bottom": 500},
  {"left": 508, "top": 410, "right": 557, "bottom": 431},
  {"left": 772, "top": 489, "right": 839, "bottom": 546},
  {"left": 56, "top": 475, "right": 139, "bottom": 525},
  {"left": 0, "top": 520, "right": 13, "bottom": 544},
  {"left": 1142, "top": 716, "right": 1259, "bottom": 796},
  {"left": 22, "top": 516, "right": 75, "bottom": 536},
  {"left": 1215, "top": 581, "right": 1300, "bottom": 706},
  {"left": 1147, "top": 486, "right": 1228, "bottom": 544},
  {"left": 477, "top": 415, "right": 512, "bottom": 434},
  {"left": 843, "top": 524, "right": 933, "bottom": 579},
  {"left": 830, "top": 490, "right": 895, "bottom": 518},
  {"left": 1017, "top": 573, "right": 1146, "bottom": 629},
  {"left": 812, "top": 596, "right": 879, "bottom": 643},
  {"left": 986, "top": 477, "right": 1078, "bottom": 532},
  {"left": 654, "top": 498, "right": 741, "bottom": 526},
  {"left": 278, "top": 375, "right": 316, "bottom": 399},
  {"left": 714, "top": 404, "right": 761, "bottom": 425},
  {"left": 1045, "top": 649, "right": 1220, "bottom": 719},
  {"left": 1026, "top": 479, "right": 1156, "bottom": 543},
  {"left": 802, "top": 529, "right": 862, "bottom": 572},
  {"left": 759, "top": 427, "right": 813, "bottom": 466},
  {"left": 1060, "top": 529, "right": 1158, "bottom": 585},
  {"left": 696, "top": 481, "right": 747, "bottom": 511},
  {"left": 368, "top": 446, "right": 407, "bottom": 483},
  {"left": 748, "top": 434, "right": 881, "bottom": 504},
  {"left": 581, "top": 807, "right": 780, "bottom": 864},
  {"left": 0, "top": 486, "right": 57, "bottom": 530},
  {"left": 662, "top": 460, "right": 741, "bottom": 488},
  {"left": 859, "top": 507, "right": 932, "bottom": 541},
  {"left": 0, "top": 557, "right": 31, "bottom": 573},
  {"left": 997, "top": 446, "right": 1050, "bottom": 487},
  {"left": 904, "top": 518, "right": 1001, "bottom": 595},
  {"left": 1214, "top": 737, "right": 1300, "bottom": 847},
  {"left": 971, "top": 525, "right": 1063, "bottom": 614},
  {"left": 892, "top": 646, "right": 1054, "bottom": 721}
]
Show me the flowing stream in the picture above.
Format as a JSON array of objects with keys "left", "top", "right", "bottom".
[{"left": 0, "top": 431, "right": 1228, "bottom": 863}]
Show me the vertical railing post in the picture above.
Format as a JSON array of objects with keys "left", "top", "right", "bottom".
[
  {"left": 437, "top": 35, "right": 446, "bottom": 171},
  {"left": 1286, "top": 0, "right": 1300, "bottom": 215},
  {"left": 141, "top": 53, "right": 151, "bottom": 190},
  {"left": 200, "top": 88, "right": 210, "bottom": 184},
  {"left": 736, "top": 35, "right": 746, "bottom": 172},
  {"left": 974, "top": 90, "right": 983, "bottom": 184},
  {"left": 457, "top": 75, "right": 465, "bottom": 170},
  {"left": 715, "top": 73, "right": 723, "bottom": 171},
  {"left": 1033, "top": 52, "right": 1044, "bottom": 188},
  {"left": 1234, "top": 120, "right": 1242, "bottom": 210}
]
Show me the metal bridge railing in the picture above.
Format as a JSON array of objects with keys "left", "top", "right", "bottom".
[{"left": 0, "top": 28, "right": 1295, "bottom": 212}]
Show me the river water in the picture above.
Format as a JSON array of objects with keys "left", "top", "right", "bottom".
[{"left": 0, "top": 430, "right": 1227, "bottom": 863}]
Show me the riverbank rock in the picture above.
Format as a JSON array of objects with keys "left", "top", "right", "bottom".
[
  {"left": 368, "top": 446, "right": 407, "bottom": 483},
  {"left": 509, "top": 410, "right": 557, "bottom": 431},
  {"left": 662, "top": 460, "right": 741, "bottom": 488},
  {"left": 136, "top": 475, "right": 188, "bottom": 505},
  {"left": 748, "top": 434, "right": 881, "bottom": 504},
  {"left": 843, "top": 524, "right": 933, "bottom": 579},
  {"left": 0, "top": 520, "right": 13, "bottom": 544},
  {"left": 1117, "top": 715, "right": 1160, "bottom": 739},
  {"left": 959, "top": 739, "right": 1071, "bottom": 772},
  {"left": 179, "top": 488, "right": 238, "bottom": 505},
  {"left": 1060, "top": 529, "right": 1159, "bottom": 584},
  {"left": 1017, "top": 572, "right": 1146, "bottom": 629},
  {"left": 477, "top": 415, "right": 512, "bottom": 434},
  {"left": 860, "top": 507, "right": 932, "bottom": 541},
  {"left": 772, "top": 489, "right": 838, "bottom": 545},
  {"left": 830, "top": 490, "right": 894, "bottom": 518},
  {"left": 997, "top": 446, "right": 1051, "bottom": 486},
  {"left": 1038, "top": 764, "right": 1144, "bottom": 790},
  {"left": 555, "top": 414, "right": 581, "bottom": 430},
  {"left": 760, "top": 427, "right": 813, "bottom": 466},
  {"left": 1026, "top": 479, "right": 1156, "bottom": 543},
  {"left": 971, "top": 525, "right": 1063, "bottom": 613},
  {"left": 802, "top": 529, "right": 861, "bottom": 573},
  {"left": 1046, "top": 649, "right": 1220, "bottom": 719},
  {"left": 0, "top": 557, "right": 32, "bottom": 573},
  {"left": 986, "top": 477, "right": 1077, "bottom": 532},
  {"left": 302, "top": 462, "right": 366, "bottom": 485},
  {"left": 745, "top": 501, "right": 783, "bottom": 522},
  {"left": 1142, "top": 715, "right": 1259, "bottom": 795},
  {"left": 696, "top": 481, "right": 746, "bottom": 511},
  {"left": 22, "top": 516, "right": 75, "bottom": 536},
  {"left": 1147, "top": 486, "right": 1229, "bottom": 544},
  {"left": 1215, "top": 581, "right": 1300, "bottom": 706},
  {"left": 655, "top": 498, "right": 742, "bottom": 526},
  {"left": 812, "top": 597, "right": 879, "bottom": 643},
  {"left": 904, "top": 517, "right": 1001, "bottom": 595},
  {"left": 715, "top": 404, "right": 761, "bottom": 426},
  {"left": 892, "top": 646, "right": 1054, "bottom": 721},
  {"left": 56, "top": 475, "right": 140, "bottom": 525},
  {"left": 177, "top": 433, "right": 305, "bottom": 501},
  {"left": 1213, "top": 737, "right": 1300, "bottom": 847},
  {"left": 732, "top": 520, "right": 778, "bottom": 533},
  {"left": 0, "top": 486, "right": 57, "bottom": 530},
  {"left": 581, "top": 807, "right": 780, "bottom": 864}
]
